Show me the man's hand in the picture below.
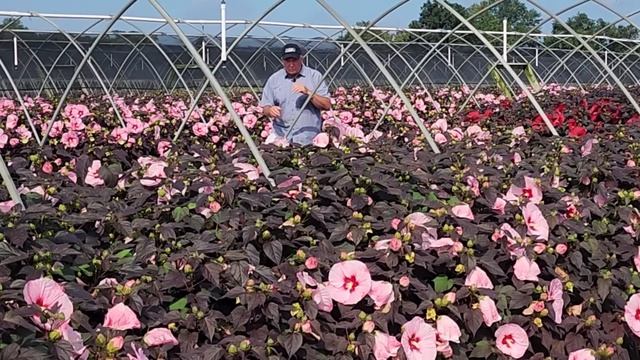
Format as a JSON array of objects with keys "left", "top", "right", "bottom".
[
  {"left": 292, "top": 83, "right": 309, "bottom": 95},
  {"left": 264, "top": 105, "right": 281, "bottom": 118}
]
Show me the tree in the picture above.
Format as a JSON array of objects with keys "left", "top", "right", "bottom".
[
  {"left": 1, "top": 17, "right": 28, "bottom": 30},
  {"left": 467, "top": 0, "right": 541, "bottom": 46},
  {"left": 337, "top": 20, "right": 394, "bottom": 43},
  {"left": 404, "top": 0, "right": 468, "bottom": 43},
  {"left": 546, "top": 12, "right": 639, "bottom": 52}
]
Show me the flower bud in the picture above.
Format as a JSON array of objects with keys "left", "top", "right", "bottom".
[
  {"left": 239, "top": 339, "right": 251, "bottom": 351},
  {"left": 48, "top": 329, "right": 62, "bottom": 342}
]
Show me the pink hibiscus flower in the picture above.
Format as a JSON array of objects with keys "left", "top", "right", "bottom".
[
  {"left": 495, "top": 323, "right": 529, "bottom": 359},
  {"left": 401, "top": 317, "right": 437, "bottom": 360},
  {"left": 327, "top": 260, "right": 372, "bottom": 305}
]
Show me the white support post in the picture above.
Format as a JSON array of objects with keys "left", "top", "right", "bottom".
[
  {"left": 13, "top": 36, "right": 18, "bottom": 67},
  {"left": 535, "top": 47, "right": 539, "bottom": 67},
  {"left": 447, "top": 46, "right": 451, "bottom": 67},
  {"left": 201, "top": 38, "right": 206, "bottom": 61},
  {"left": 605, "top": 51, "right": 608, "bottom": 66},
  {"left": 502, "top": 18, "right": 508, "bottom": 62},
  {"left": 340, "top": 44, "right": 344, "bottom": 66},
  {"left": 220, "top": 0, "right": 227, "bottom": 62}
]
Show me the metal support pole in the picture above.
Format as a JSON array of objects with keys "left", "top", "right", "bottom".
[
  {"left": 503, "top": 18, "right": 508, "bottom": 62},
  {"left": 221, "top": 0, "right": 227, "bottom": 62},
  {"left": 13, "top": 36, "right": 18, "bottom": 67},
  {"left": 535, "top": 47, "right": 539, "bottom": 67},
  {"left": 0, "top": 154, "right": 24, "bottom": 211},
  {"left": 148, "top": 0, "right": 274, "bottom": 186}
]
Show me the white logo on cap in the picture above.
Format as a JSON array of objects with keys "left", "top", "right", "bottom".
[{"left": 284, "top": 47, "right": 296, "bottom": 53}]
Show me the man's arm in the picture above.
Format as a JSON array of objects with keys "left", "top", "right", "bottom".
[
  {"left": 259, "top": 77, "right": 281, "bottom": 118},
  {"left": 302, "top": 87, "right": 331, "bottom": 110}
]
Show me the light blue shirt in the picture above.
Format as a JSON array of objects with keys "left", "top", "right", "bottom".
[{"left": 259, "top": 65, "right": 330, "bottom": 145}]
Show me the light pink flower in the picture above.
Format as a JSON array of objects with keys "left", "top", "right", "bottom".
[
  {"left": 399, "top": 276, "right": 410, "bottom": 287},
  {"left": 436, "top": 315, "right": 461, "bottom": 343},
  {"left": 127, "top": 343, "right": 148, "bottom": 360},
  {"left": 138, "top": 157, "right": 167, "bottom": 187},
  {"left": 451, "top": 203, "right": 474, "bottom": 220},
  {"left": 401, "top": 317, "right": 437, "bottom": 360},
  {"left": 84, "top": 160, "right": 104, "bottom": 187},
  {"left": 465, "top": 267, "right": 494, "bottom": 289},
  {"left": 368, "top": 280, "right": 395, "bottom": 310},
  {"left": 624, "top": 293, "right": 640, "bottom": 337},
  {"left": 243, "top": 114, "right": 258, "bottom": 129},
  {"left": 143, "top": 328, "right": 179, "bottom": 347},
  {"left": 59, "top": 322, "right": 88, "bottom": 359},
  {"left": 0, "top": 200, "right": 16, "bottom": 213},
  {"left": 505, "top": 177, "right": 543, "bottom": 204},
  {"left": 327, "top": 260, "right": 372, "bottom": 305},
  {"left": 581, "top": 139, "right": 595, "bottom": 157},
  {"left": 6, "top": 114, "right": 18, "bottom": 129},
  {"left": 234, "top": 162, "right": 260, "bottom": 181},
  {"left": 495, "top": 323, "right": 529, "bottom": 359},
  {"left": 23, "top": 277, "right": 73, "bottom": 329},
  {"left": 404, "top": 212, "right": 434, "bottom": 229},
  {"left": 312, "top": 132, "right": 330, "bottom": 148},
  {"left": 635, "top": 246, "right": 640, "bottom": 273},
  {"left": 312, "top": 283, "right": 333, "bottom": 312},
  {"left": 493, "top": 198, "right": 507, "bottom": 215},
  {"left": 373, "top": 331, "right": 401, "bottom": 360},
  {"left": 523, "top": 203, "right": 549, "bottom": 241},
  {"left": 479, "top": 296, "right": 501, "bottom": 327},
  {"left": 434, "top": 133, "right": 448, "bottom": 144},
  {"left": 157, "top": 140, "right": 171, "bottom": 157},
  {"left": 513, "top": 256, "right": 540, "bottom": 282},
  {"left": 192, "top": 122, "right": 209, "bottom": 137},
  {"left": 568, "top": 349, "right": 596, "bottom": 360},
  {"left": 466, "top": 176, "right": 480, "bottom": 197},
  {"left": 548, "top": 278, "right": 564, "bottom": 324},
  {"left": 61, "top": 131, "right": 80, "bottom": 148},
  {"left": 103, "top": 303, "right": 141, "bottom": 330},
  {"left": 223, "top": 140, "right": 236, "bottom": 153},
  {"left": 512, "top": 152, "right": 522, "bottom": 165}
]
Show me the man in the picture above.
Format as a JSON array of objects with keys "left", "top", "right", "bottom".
[{"left": 260, "top": 43, "right": 331, "bottom": 145}]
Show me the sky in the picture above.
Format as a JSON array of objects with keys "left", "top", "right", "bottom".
[{"left": 1, "top": 0, "right": 639, "bottom": 36}]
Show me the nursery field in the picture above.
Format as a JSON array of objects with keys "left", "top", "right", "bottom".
[{"left": 1, "top": 85, "right": 640, "bottom": 360}]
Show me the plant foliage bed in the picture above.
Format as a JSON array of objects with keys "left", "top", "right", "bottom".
[{"left": 1, "top": 85, "right": 640, "bottom": 359}]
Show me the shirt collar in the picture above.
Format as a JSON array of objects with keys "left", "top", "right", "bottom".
[{"left": 284, "top": 65, "right": 307, "bottom": 80}]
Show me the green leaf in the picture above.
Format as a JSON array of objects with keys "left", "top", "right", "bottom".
[
  {"left": 446, "top": 196, "right": 461, "bottom": 206},
  {"left": 427, "top": 192, "right": 439, "bottom": 202},
  {"left": 470, "top": 340, "right": 493, "bottom": 358},
  {"left": 172, "top": 207, "right": 189, "bottom": 222},
  {"left": 169, "top": 297, "right": 188, "bottom": 311},
  {"left": 433, "top": 275, "right": 454, "bottom": 293},
  {"left": 187, "top": 202, "right": 197, "bottom": 210},
  {"left": 114, "top": 249, "right": 132, "bottom": 259},
  {"left": 411, "top": 191, "right": 426, "bottom": 201}
]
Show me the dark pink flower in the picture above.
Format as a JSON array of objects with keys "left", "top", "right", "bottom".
[
  {"left": 305, "top": 256, "right": 318, "bottom": 270},
  {"left": 555, "top": 243, "right": 568, "bottom": 255},
  {"left": 495, "top": 323, "right": 529, "bottom": 359},
  {"left": 327, "top": 260, "right": 372, "bottom": 305},
  {"left": 401, "top": 316, "right": 437, "bottom": 360}
]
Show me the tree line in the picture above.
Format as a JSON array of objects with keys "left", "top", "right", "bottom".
[{"left": 338, "top": 0, "right": 639, "bottom": 52}]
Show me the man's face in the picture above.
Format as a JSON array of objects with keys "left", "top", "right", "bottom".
[{"left": 283, "top": 56, "right": 303, "bottom": 75}]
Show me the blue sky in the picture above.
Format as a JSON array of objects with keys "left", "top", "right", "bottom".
[{"left": 1, "top": 0, "right": 639, "bottom": 35}]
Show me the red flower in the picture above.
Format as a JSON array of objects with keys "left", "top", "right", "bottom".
[{"left": 568, "top": 126, "right": 587, "bottom": 138}]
